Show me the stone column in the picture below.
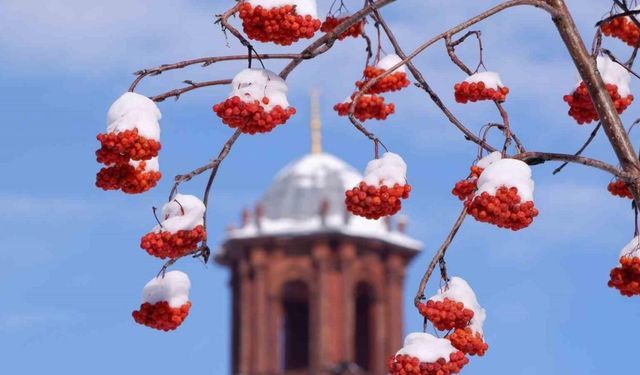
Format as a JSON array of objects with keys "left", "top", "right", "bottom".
[
  {"left": 238, "top": 256, "right": 254, "bottom": 375},
  {"left": 339, "top": 241, "right": 357, "bottom": 363},
  {"left": 386, "top": 253, "right": 406, "bottom": 359},
  {"left": 250, "top": 247, "right": 269, "bottom": 373}
]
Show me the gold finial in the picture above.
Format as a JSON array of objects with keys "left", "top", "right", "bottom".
[{"left": 310, "top": 89, "right": 322, "bottom": 154}]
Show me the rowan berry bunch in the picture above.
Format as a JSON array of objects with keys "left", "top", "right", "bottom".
[
  {"left": 452, "top": 166, "right": 484, "bottom": 201},
  {"left": 446, "top": 328, "right": 489, "bottom": 357},
  {"left": 320, "top": 16, "right": 364, "bottom": 40},
  {"left": 132, "top": 301, "right": 192, "bottom": 331},
  {"left": 418, "top": 298, "right": 475, "bottom": 331},
  {"left": 465, "top": 187, "right": 539, "bottom": 231},
  {"left": 140, "top": 225, "right": 207, "bottom": 259},
  {"left": 213, "top": 96, "right": 297, "bottom": 134},
  {"left": 608, "top": 179, "right": 633, "bottom": 199},
  {"left": 334, "top": 94, "right": 395, "bottom": 122},
  {"left": 95, "top": 161, "right": 161, "bottom": 194},
  {"left": 238, "top": 3, "right": 321, "bottom": 46},
  {"left": 355, "top": 66, "right": 411, "bottom": 94},
  {"left": 600, "top": 16, "right": 640, "bottom": 47},
  {"left": 563, "top": 82, "right": 634, "bottom": 124},
  {"left": 454, "top": 81, "right": 509, "bottom": 103},
  {"left": 609, "top": 256, "right": 640, "bottom": 296},
  {"left": 96, "top": 129, "right": 161, "bottom": 162},
  {"left": 387, "top": 352, "right": 469, "bottom": 375},
  {"left": 345, "top": 182, "right": 411, "bottom": 219}
]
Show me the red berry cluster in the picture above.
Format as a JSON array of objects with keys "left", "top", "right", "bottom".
[
  {"left": 140, "top": 225, "right": 207, "bottom": 259},
  {"left": 132, "top": 301, "right": 192, "bottom": 331},
  {"left": 600, "top": 17, "right": 640, "bottom": 47},
  {"left": 96, "top": 129, "right": 161, "bottom": 162},
  {"left": 452, "top": 166, "right": 484, "bottom": 201},
  {"left": 609, "top": 256, "right": 640, "bottom": 296},
  {"left": 213, "top": 96, "right": 296, "bottom": 134},
  {"left": 418, "top": 298, "right": 475, "bottom": 331},
  {"left": 95, "top": 161, "right": 161, "bottom": 194},
  {"left": 334, "top": 94, "right": 395, "bottom": 122},
  {"left": 388, "top": 352, "right": 469, "bottom": 375},
  {"left": 607, "top": 179, "right": 633, "bottom": 199},
  {"left": 345, "top": 182, "right": 411, "bottom": 219},
  {"left": 446, "top": 328, "right": 489, "bottom": 357},
  {"left": 355, "top": 66, "right": 411, "bottom": 94},
  {"left": 239, "top": 3, "right": 321, "bottom": 46},
  {"left": 563, "top": 82, "right": 634, "bottom": 124},
  {"left": 320, "top": 16, "right": 364, "bottom": 40},
  {"left": 454, "top": 81, "right": 509, "bottom": 103},
  {"left": 465, "top": 187, "right": 539, "bottom": 231}
]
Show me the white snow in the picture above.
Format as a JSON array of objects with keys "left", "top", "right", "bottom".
[
  {"left": 230, "top": 68, "right": 290, "bottom": 111},
  {"left": 620, "top": 236, "right": 640, "bottom": 258},
  {"left": 247, "top": 0, "right": 318, "bottom": 18},
  {"left": 598, "top": 55, "right": 632, "bottom": 97},
  {"left": 464, "top": 72, "right": 504, "bottom": 90},
  {"left": 429, "top": 276, "right": 487, "bottom": 335},
  {"left": 130, "top": 157, "right": 159, "bottom": 172},
  {"left": 476, "top": 158, "right": 534, "bottom": 202},
  {"left": 363, "top": 152, "right": 408, "bottom": 187},
  {"left": 154, "top": 194, "right": 206, "bottom": 234},
  {"left": 106, "top": 92, "right": 161, "bottom": 141},
  {"left": 396, "top": 332, "right": 458, "bottom": 363},
  {"left": 377, "top": 54, "right": 406, "bottom": 74},
  {"left": 476, "top": 151, "right": 502, "bottom": 169},
  {"left": 275, "top": 152, "right": 361, "bottom": 188},
  {"left": 141, "top": 270, "right": 191, "bottom": 308}
]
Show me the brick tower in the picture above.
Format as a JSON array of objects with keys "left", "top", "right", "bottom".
[{"left": 216, "top": 93, "right": 421, "bottom": 375}]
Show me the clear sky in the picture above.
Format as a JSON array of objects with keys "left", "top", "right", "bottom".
[{"left": 1, "top": 1, "right": 639, "bottom": 374}]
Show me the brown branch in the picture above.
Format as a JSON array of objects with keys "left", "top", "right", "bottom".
[
  {"left": 553, "top": 122, "right": 602, "bottom": 174},
  {"left": 151, "top": 79, "right": 232, "bottom": 102},
  {"left": 414, "top": 207, "right": 467, "bottom": 307},
  {"left": 514, "top": 151, "right": 629, "bottom": 179}
]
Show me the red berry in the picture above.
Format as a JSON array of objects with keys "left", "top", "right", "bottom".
[
  {"left": 334, "top": 94, "right": 395, "bottom": 122},
  {"left": 355, "top": 66, "right": 411, "bottom": 94},
  {"left": 239, "top": 3, "right": 321, "bottom": 46},
  {"left": 132, "top": 301, "right": 192, "bottom": 331}
]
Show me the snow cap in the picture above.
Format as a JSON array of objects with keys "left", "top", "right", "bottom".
[
  {"left": 396, "top": 332, "right": 458, "bottom": 363},
  {"left": 363, "top": 152, "right": 407, "bottom": 187},
  {"left": 247, "top": 0, "right": 318, "bottom": 18},
  {"left": 230, "top": 68, "right": 290, "bottom": 111},
  {"left": 476, "top": 158, "right": 534, "bottom": 202},
  {"left": 476, "top": 151, "right": 502, "bottom": 169},
  {"left": 464, "top": 71, "right": 505, "bottom": 90},
  {"left": 106, "top": 92, "right": 161, "bottom": 141},
  {"left": 597, "top": 55, "right": 632, "bottom": 97},
  {"left": 154, "top": 194, "right": 206, "bottom": 234},
  {"left": 620, "top": 236, "right": 640, "bottom": 258},
  {"left": 377, "top": 54, "right": 406, "bottom": 74},
  {"left": 141, "top": 270, "right": 191, "bottom": 308},
  {"left": 429, "top": 276, "right": 487, "bottom": 335}
]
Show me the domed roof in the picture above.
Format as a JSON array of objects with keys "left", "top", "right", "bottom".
[{"left": 226, "top": 152, "right": 421, "bottom": 250}]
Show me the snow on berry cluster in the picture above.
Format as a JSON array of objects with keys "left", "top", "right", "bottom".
[
  {"left": 335, "top": 54, "right": 408, "bottom": 122},
  {"left": 608, "top": 179, "right": 633, "bottom": 199},
  {"left": 600, "top": 8, "right": 640, "bottom": 47},
  {"left": 451, "top": 152, "right": 502, "bottom": 201},
  {"left": 345, "top": 153, "right": 411, "bottom": 219},
  {"left": 96, "top": 93, "right": 162, "bottom": 194},
  {"left": 563, "top": 55, "right": 633, "bottom": 124},
  {"left": 213, "top": 69, "right": 296, "bottom": 134},
  {"left": 356, "top": 54, "right": 411, "bottom": 94},
  {"left": 320, "top": 15, "right": 364, "bottom": 40},
  {"left": 239, "top": 0, "right": 321, "bottom": 46},
  {"left": 140, "top": 194, "right": 207, "bottom": 259},
  {"left": 609, "top": 236, "right": 640, "bottom": 297},
  {"left": 388, "top": 333, "right": 469, "bottom": 375},
  {"left": 454, "top": 72, "right": 510, "bottom": 103},
  {"left": 132, "top": 271, "right": 192, "bottom": 331},
  {"left": 423, "top": 277, "right": 488, "bottom": 357}
]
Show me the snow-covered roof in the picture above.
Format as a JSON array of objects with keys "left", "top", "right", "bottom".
[{"left": 222, "top": 152, "right": 422, "bottom": 251}]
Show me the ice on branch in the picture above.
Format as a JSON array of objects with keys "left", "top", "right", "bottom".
[
  {"left": 564, "top": 55, "right": 633, "bottom": 124},
  {"left": 214, "top": 69, "right": 296, "bottom": 134},
  {"left": 429, "top": 277, "right": 486, "bottom": 335},
  {"left": 345, "top": 153, "right": 411, "bottom": 220},
  {"left": 140, "top": 194, "right": 207, "bottom": 259},
  {"left": 454, "top": 72, "right": 510, "bottom": 103},
  {"left": 132, "top": 271, "right": 193, "bottom": 331}
]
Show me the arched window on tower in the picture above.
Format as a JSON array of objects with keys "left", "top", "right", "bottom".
[
  {"left": 280, "top": 280, "right": 310, "bottom": 371},
  {"left": 355, "top": 282, "right": 375, "bottom": 371}
]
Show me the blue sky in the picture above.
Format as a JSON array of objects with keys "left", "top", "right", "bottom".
[{"left": 1, "top": 0, "right": 639, "bottom": 374}]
